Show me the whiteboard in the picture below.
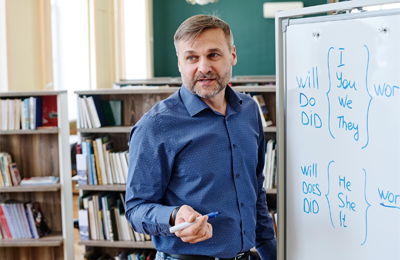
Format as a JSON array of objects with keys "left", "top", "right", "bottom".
[{"left": 285, "top": 9, "right": 400, "bottom": 260}]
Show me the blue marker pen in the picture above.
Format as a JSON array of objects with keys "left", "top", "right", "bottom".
[{"left": 169, "top": 212, "right": 220, "bottom": 234}]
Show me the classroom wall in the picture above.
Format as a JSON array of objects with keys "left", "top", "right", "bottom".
[{"left": 153, "top": 0, "right": 326, "bottom": 77}]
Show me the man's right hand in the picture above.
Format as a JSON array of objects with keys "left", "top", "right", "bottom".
[{"left": 172, "top": 205, "right": 213, "bottom": 244}]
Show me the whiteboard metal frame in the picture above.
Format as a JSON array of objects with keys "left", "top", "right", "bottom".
[{"left": 275, "top": 1, "right": 400, "bottom": 259}]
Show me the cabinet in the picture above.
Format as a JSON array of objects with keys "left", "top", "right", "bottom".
[{"left": 0, "top": 90, "right": 74, "bottom": 260}]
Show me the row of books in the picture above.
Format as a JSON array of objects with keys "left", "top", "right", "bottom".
[
  {"left": 77, "top": 135, "right": 129, "bottom": 185},
  {"left": 78, "top": 96, "right": 122, "bottom": 129},
  {"left": 0, "top": 200, "right": 50, "bottom": 239},
  {"left": 0, "top": 152, "right": 20, "bottom": 187},
  {"left": 263, "top": 139, "right": 277, "bottom": 190},
  {"left": 84, "top": 249, "right": 156, "bottom": 260},
  {"left": 78, "top": 192, "right": 149, "bottom": 242},
  {"left": 0, "top": 96, "right": 58, "bottom": 131},
  {"left": 244, "top": 93, "right": 273, "bottom": 128}
]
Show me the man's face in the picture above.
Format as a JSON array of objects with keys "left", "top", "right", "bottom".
[{"left": 177, "top": 28, "right": 237, "bottom": 99}]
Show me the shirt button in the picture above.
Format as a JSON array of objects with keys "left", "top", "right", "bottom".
[
  {"left": 236, "top": 173, "right": 240, "bottom": 178},
  {"left": 243, "top": 230, "right": 246, "bottom": 235},
  {"left": 241, "top": 202, "right": 244, "bottom": 207},
  {"left": 232, "top": 144, "right": 236, "bottom": 149}
]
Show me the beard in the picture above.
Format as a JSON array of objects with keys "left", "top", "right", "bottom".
[{"left": 182, "top": 67, "right": 232, "bottom": 99}]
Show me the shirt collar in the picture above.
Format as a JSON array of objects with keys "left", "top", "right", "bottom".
[{"left": 180, "top": 84, "right": 243, "bottom": 117}]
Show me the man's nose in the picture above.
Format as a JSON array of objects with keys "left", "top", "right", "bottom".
[{"left": 198, "top": 58, "right": 212, "bottom": 74}]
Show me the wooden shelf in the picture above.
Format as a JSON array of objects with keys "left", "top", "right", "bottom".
[
  {"left": 0, "top": 184, "right": 61, "bottom": 193},
  {"left": 0, "top": 129, "right": 59, "bottom": 135},
  {"left": 0, "top": 232, "right": 63, "bottom": 247},
  {"left": 78, "top": 240, "right": 154, "bottom": 249},
  {"left": 78, "top": 126, "right": 275, "bottom": 134},
  {"left": 232, "top": 85, "right": 276, "bottom": 92},
  {"left": 113, "top": 75, "right": 276, "bottom": 87},
  {"left": 77, "top": 126, "right": 131, "bottom": 133},
  {"left": 266, "top": 189, "right": 277, "bottom": 194},
  {"left": 75, "top": 88, "right": 179, "bottom": 95},
  {"left": 76, "top": 184, "right": 126, "bottom": 191},
  {"left": 0, "top": 90, "right": 67, "bottom": 98},
  {"left": 263, "top": 126, "right": 276, "bottom": 133}
]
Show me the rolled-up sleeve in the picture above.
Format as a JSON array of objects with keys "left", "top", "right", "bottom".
[
  {"left": 254, "top": 108, "right": 277, "bottom": 260},
  {"left": 125, "top": 114, "right": 176, "bottom": 237}
]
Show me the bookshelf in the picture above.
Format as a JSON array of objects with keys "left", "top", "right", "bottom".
[
  {"left": 0, "top": 90, "right": 74, "bottom": 260},
  {"left": 74, "top": 76, "right": 277, "bottom": 258}
]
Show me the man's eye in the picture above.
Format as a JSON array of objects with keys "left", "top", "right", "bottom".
[
  {"left": 209, "top": 53, "right": 220, "bottom": 58},
  {"left": 188, "top": 56, "right": 196, "bottom": 61}
]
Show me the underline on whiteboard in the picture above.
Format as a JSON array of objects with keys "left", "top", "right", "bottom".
[{"left": 380, "top": 203, "right": 400, "bottom": 210}]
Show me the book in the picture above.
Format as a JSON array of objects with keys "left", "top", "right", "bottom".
[
  {"left": 92, "top": 141, "right": 103, "bottom": 185},
  {"left": 95, "top": 136, "right": 110, "bottom": 185},
  {"left": 0, "top": 153, "right": 13, "bottom": 187},
  {"left": 79, "top": 209, "right": 90, "bottom": 240},
  {"left": 9, "top": 162, "right": 21, "bottom": 186},
  {"left": 14, "top": 99, "right": 21, "bottom": 130},
  {"left": 103, "top": 141, "right": 114, "bottom": 184},
  {"left": 25, "top": 202, "right": 39, "bottom": 238},
  {"left": 101, "top": 100, "right": 122, "bottom": 126},
  {"left": 42, "top": 95, "right": 58, "bottom": 127},
  {"left": 86, "top": 96, "right": 101, "bottom": 128},
  {"left": 82, "top": 141, "right": 94, "bottom": 185},
  {"left": 8, "top": 99, "right": 15, "bottom": 131},
  {"left": 88, "top": 199, "right": 98, "bottom": 240},
  {"left": 29, "top": 97, "right": 36, "bottom": 130},
  {"left": 20, "top": 99, "right": 27, "bottom": 130},
  {"left": 1, "top": 99, "right": 7, "bottom": 130},
  {"left": 0, "top": 204, "right": 12, "bottom": 238},
  {"left": 23, "top": 99, "right": 30, "bottom": 129},
  {"left": 81, "top": 97, "right": 93, "bottom": 128},
  {"left": 20, "top": 176, "right": 59, "bottom": 185},
  {"left": 77, "top": 154, "right": 88, "bottom": 185}
]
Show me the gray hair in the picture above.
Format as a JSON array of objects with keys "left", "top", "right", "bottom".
[{"left": 174, "top": 14, "right": 234, "bottom": 54}]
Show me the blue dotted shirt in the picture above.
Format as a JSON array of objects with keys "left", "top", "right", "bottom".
[{"left": 125, "top": 86, "right": 277, "bottom": 259}]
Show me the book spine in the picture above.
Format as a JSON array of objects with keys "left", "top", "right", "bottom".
[
  {"left": 26, "top": 203, "right": 39, "bottom": 238},
  {"left": 96, "top": 138, "right": 108, "bottom": 185},
  {"left": 91, "top": 154, "right": 98, "bottom": 185},
  {"left": 0, "top": 205, "right": 12, "bottom": 238},
  {"left": 2, "top": 204, "right": 15, "bottom": 238},
  {"left": 24, "top": 99, "right": 30, "bottom": 129},
  {"left": 87, "top": 142, "right": 94, "bottom": 185},
  {"left": 21, "top": 99, "right": 26, "bottom": 130},
  {"left": 92, "top": 141, "right": 103, "bottom": 185},
  {"left": 35, "top": 96, "right": 43, "bottom": 128},
  {"left": 76, "top": 154, "right": 88, "bottom": 185},
  {"left": 78, "top": 209, "right": 90, "bottom": 240},
  {"left": 29, "top": 97, "right": 35, "bottom": 130}
]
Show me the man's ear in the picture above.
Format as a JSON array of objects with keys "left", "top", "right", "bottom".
[
  {"left": 231, "top": 45, "right": 237, "bottom": 66},
  {"left": 177, "top": 55, "right": 181, "bottom": 72}
]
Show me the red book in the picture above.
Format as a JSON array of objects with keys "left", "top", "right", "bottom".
[
  {"left": 9, "top": 163, "right": 21, "bottom": 186},
  {"left": 42, "top": 95, "right": 58, "bottom": 127},
  {"left": 0, "top": 205, "right": 12, "bottom": 239},
  {"left": 76, "top": 144, "right": 81, "bottom": 154}
]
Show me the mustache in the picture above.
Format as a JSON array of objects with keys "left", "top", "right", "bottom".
[{"left": 193, "top": 73, "right": 220, "bottom": 81}]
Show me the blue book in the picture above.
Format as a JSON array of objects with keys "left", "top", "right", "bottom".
[
  {"left": 35, "top": 96, "right": 43, "bottom": 129},
  {"left": 7, "top": 204, "right": 21, "bottom": 238},
  {"left": 82, "top": 142, "right": 93, "bottom": 185},
  {"left": 23, "top": 99, "right": 30, "bottom": 129}
]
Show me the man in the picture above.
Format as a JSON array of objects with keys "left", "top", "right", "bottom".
[{"left": 125, "top": 15, "right": 277, "bottom": 260}]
